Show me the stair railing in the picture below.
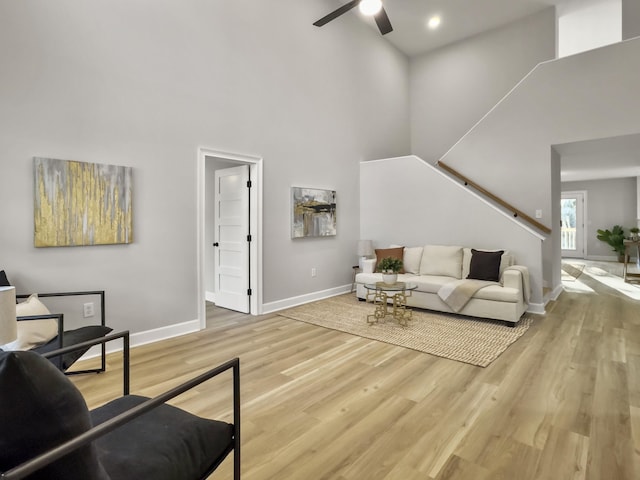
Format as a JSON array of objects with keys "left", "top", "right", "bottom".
[{"left": 436, "top": 161, "right": 552, "bottom": 235}]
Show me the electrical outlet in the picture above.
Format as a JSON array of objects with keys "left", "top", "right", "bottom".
[
  {"left": 311, "top": 268, "right": 317, "bottom": 277},
  {"left": 83, "top": 302, "right": 95, "bottom": 318},
  {"left": 535, "top": 209, "right": 542, "bottom": 219}
]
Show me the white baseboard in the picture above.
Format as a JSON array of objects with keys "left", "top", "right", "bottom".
[
  {"left": 82, "top": 285, "right": 352, "bottom": 360},
  {"left": 261, "top": 284, "right": 352, "bottom": 314},
  {"left": 527, "top": 303, "right": 546, "bottom": 315},
  {"left": 81, "top": 319, "right": 201, "bottom": 360},
  {"left": 550, "top": 284, "right": 564, "bottom": 301},
  {"left": 584, "top": 255, "right": 618, "bottom": 262},
  {"left": 205, "top": 291, "right": 216, "bottom": 303}
]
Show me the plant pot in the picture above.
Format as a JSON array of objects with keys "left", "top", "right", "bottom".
[{"left": 382, "top": 273, "right": 397, "bottom": 285}]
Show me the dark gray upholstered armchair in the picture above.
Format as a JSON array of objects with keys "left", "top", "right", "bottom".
[{"left": 0, "top": 333, "right": 241, "bottom": 480}]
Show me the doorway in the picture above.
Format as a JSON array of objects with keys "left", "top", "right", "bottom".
[
  {"left": 561, "top": 191, "right": 586, "bottom": 258},
  {"left": 197, "top": 148, "right": 263, "bottom": 329}
]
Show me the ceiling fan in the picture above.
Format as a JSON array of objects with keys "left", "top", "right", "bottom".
[{"left": 313, "top": 0, "right": 393, "bottom": 35}]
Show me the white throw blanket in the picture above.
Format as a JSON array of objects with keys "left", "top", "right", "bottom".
[{"left": 437, "top": 279, "right": 496, "bottom": 313}]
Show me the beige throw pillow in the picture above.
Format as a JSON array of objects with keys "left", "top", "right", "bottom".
[
  {"left": 1, "top": 294, "right": 58, "bottom": 351},
  {"left": 419, "top": 245, "right": 463, "bottom": 278},
  {"left": 403, "top": 247, "right": 424, "bottom": 274}
]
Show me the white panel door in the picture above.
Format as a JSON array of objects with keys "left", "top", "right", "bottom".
[{"left": 214, "top": 165, "right": 250, "bottom": 313}]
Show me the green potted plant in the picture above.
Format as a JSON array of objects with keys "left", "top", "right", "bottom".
[
  {"left": 630, "top": 227, "right": 640, "bottom": 241},
  {"left": 596, "top": 225, "right": 626, "bottom": 261},
  {"left": 377, "top": 257, "right": 403, "bottom": 285}
]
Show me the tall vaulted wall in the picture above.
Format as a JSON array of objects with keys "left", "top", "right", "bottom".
[{"left": 0, "top": 0, "right": 410, "bottom": 334}]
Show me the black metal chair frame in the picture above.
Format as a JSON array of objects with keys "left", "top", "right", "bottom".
[
  {"left": 0, "top": 333, "right": 241, "bottom": 480},
  {"left": 16, "top": 290, "right": 108, "bottom": 374}
]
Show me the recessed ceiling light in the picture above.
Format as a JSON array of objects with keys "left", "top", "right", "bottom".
[
  {"left": 428, "top": 16, "right": 441, "bottom": 29},
  {"left": 359, "top": 0, "right": 382, "bottom": 16}
]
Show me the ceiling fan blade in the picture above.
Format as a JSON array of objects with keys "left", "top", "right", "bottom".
[
  {"left": 374, "top": 6, "right": 393, "bottom": 35},
  {"left": 313, "top": 0, "right": 360, "bottom": 27}
]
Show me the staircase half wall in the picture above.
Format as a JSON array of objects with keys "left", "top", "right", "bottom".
[
  {"left": 437, "top": 36, "right": 640, "bottom": 296},
  {"left": 360, "top": 155, "right": 546, "bottom": 312}
]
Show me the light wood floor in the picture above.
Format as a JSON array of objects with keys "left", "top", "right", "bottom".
[{"left": 71, "top": 262, "right": 640, "bottom": 479}]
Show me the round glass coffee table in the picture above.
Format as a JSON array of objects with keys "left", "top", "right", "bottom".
[{"left": 363, "top": 282, "right": 417, "bottom": 327}]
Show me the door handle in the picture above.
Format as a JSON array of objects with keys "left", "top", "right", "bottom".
[{"left": 213, "top": 242, "right": 219, "bottom": 247}]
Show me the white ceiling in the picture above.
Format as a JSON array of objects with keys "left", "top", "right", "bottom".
[
  {"left": 556, "top": 134, "right": 640, "bottom": 182},
  {"left": 326, "top": 0, "right": 564, "bottom": 57},
  {"left": 315, "top": 0, "right": 640, "bottom": 183}
]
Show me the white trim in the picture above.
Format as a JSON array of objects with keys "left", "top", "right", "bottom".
[
  {"left": 549, "top": 283, "right": 564, "bottom": 302},
  {"left": 527, "top": 303, "right": 546, "bottom": 315},
  {"left": 585, "top": 254, "right": 619, "bottom": 262},
  {"left": 261, "top": 285, "right": 352, "bottom": 314},
  {"left": 197, "top": 148, "right": 264, "bottom": 330},
  {"left": 81, "top": 319, "right": 200, "bottom": 359},
  {"left": 129, "top": 319, "right": 201, "bottom": 347},
  {"left": 205, "top": 291, "right": 216, "bottom": 303}
]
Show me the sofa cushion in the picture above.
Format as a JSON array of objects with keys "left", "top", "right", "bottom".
[
  {"left": 91, "top": 395, "right": 234, "bottom": 480},
  {"left": 375, "top": 247, "right": 405, "bottom": 273},
  {"left": 403, "top": 247, "right": 423, "bottom": 274},
  {"left": 419, "top": 245, "right": 463, "bottom": 279},
  {"left": 467, "top": 249, "right": 504, "bottom": 282},
  {"left": 33, "top": 325, "right": 113, "bottom": 371},
  {"left": 462, "top": 248, "right": 513, "bottom": 279},
  {"left": 472, "top": 285, "right": 520, "bottom": 303},
  {"left": 411, "top": 275, "right": 459, "bottom": 294}
]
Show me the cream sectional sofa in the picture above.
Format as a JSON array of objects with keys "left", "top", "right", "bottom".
[{"left": 355, "top": 245, "right": 529, "bottom": 325}]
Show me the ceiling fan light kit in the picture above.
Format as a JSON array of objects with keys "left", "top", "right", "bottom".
[
  {"left": 314, "top": 0, "right": 393, "bottom": 35},
  {"left": 359, "top": 0, "right": 382, "bottom": 16}
]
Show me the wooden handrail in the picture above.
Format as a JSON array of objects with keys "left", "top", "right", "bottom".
[{"left": 437, "top": 161, "right": 552, "bottom": 235}]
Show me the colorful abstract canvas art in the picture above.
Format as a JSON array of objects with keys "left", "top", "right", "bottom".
[
  {"left": 34, "top": 157, "right": 133, "bottom": 247},
  {"left": 291, "top": 187, "right": 336, "bottom": 238}
]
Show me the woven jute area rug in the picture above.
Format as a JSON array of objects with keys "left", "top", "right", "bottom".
[{"left": 279, "top": 294, "right": 533, "bottom": 367}]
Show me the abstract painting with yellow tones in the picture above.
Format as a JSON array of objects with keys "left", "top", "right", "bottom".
[{"left": 34, "top": 157, "right": 133, "bottom": 247}]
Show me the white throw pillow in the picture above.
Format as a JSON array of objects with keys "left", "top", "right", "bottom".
[
  {"left": 419, "top": 245, "right": 463, "bottom": 278},
  {"left": 0, "top": 294, "right": 58, "bottom": 351},
  {"left": 403, "top": 247, "right": 424, "bottom": 274}
]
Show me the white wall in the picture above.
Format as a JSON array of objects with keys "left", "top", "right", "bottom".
[
  {"left": 410, "top": 8, "right": 555, "bottom": 163},
  {"left": 549, "top": 148, "right": 563, "bottom": 293},
  {"left": 0, "top": 0, "right": 410, "bottom": 335},
  {"left": 557, "top": 0, "right": 621, "bottom": 58},
  {"left": 622, "top": 0, "right": 640, "bottom": 39},
  {"left": 360, "top": 156, "right": 545, "bottom": 309},
  {"left": 561, "top": 177, "right": 637, "bottom": 259},
  {"left": 438, "top": 37, "right": 640, "bottom": 294}
]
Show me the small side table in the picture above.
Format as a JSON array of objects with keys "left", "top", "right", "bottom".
[
  {"left": 364, "top": 282, "right": 417, "bottom": 327},
  {"left": 351, "top": 265, "right": 361, "bottom": 293}
]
